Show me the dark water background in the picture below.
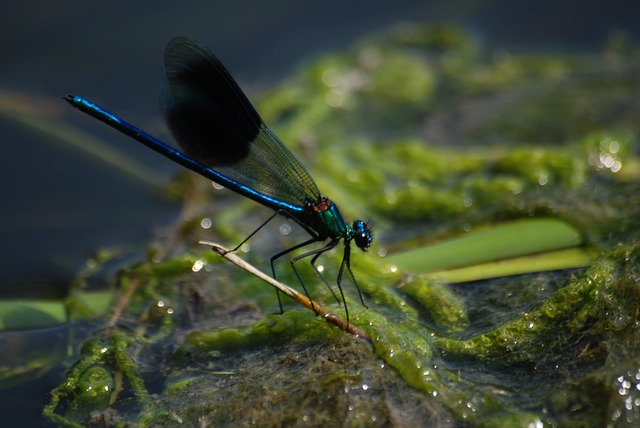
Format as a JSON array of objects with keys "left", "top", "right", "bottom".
[
  {"left": 1, "top": 1, "right": 638, "bottom": 425},
  {"left": 2, "top": 0, "right": 638, "bottom": 293}
]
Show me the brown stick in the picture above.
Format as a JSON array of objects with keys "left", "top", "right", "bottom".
[{"left": 200, "top": 241, "right": 370, "bottom": 340}]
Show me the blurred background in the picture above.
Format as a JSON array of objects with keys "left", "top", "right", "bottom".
[
  {"left": 1, "top": 0, "right": 639, "bottom": 425},
  {"left": 2, "top": 0, "right": 638, "bottom": 296}
]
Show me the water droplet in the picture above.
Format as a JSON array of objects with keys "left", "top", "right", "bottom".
[
  {"left": 279, "top": 223, "right": 291, "bottom": 235},
  {"left": 192, "top": 260, "right": 205, "bottom": 272}
]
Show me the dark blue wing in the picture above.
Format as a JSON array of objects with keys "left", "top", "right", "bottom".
[{"left": 160, "top": 37, "right": 321, "bottom": 208}]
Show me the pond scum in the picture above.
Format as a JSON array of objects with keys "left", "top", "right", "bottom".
[{"left": 2, "top": 23, "right": 638, "bottom": 426}]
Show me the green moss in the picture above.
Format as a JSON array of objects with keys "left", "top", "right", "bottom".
[
  {"left": 37, "top": 22, "right": 640, "bottom": 426},
  {"left": 71, "top": 366, "right": 113, "bottom": 409},
  {"left": 176, "top": 310, "right": 331, "bottom": 357},
  {"left": 399, "top": 276, "right": 469, "bottom": 332}
]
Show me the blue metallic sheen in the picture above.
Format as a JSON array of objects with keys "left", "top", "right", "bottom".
[{"left": 65, "top": 95, "right": 304, "bottom": 215}]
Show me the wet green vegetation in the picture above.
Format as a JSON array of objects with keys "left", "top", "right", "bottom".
[{"left": 2, "top": 23, "right": 639, "bottom": 426}]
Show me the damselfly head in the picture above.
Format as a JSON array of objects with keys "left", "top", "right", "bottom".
[{"left": 352, "top": 220, "right": 373, "bottom": 251}]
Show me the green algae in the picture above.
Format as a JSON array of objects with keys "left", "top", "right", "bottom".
[
  {"left": 176, "top": 310, "right": 337, "bottom": 358},
  {"left": 28, "top": 22, "right": 640, "bottom": 426},
  {"left": 398, "top": 276, "right": 469, "bottom": 332}
]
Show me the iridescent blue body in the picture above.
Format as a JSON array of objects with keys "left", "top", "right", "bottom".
[{"left": 64, "top": 37, "right": 373, "bottom": 319}]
